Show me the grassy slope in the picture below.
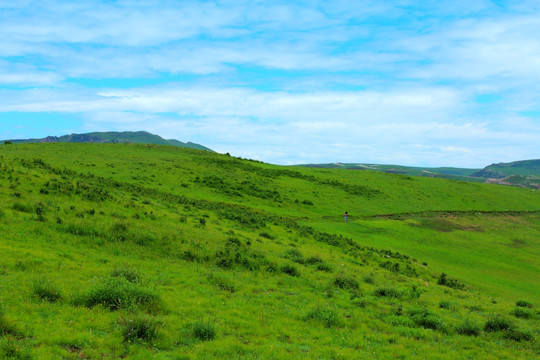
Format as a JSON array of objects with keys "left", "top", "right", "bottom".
[
  {"left": 480, "top": 160, "right": 540, "bottom": 177},
  {"left": 0, "top": 143, "right": 538, "bottom": 359}
]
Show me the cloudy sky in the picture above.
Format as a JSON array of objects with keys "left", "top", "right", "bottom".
[{"left": 1, "top": 0, "right": 539, "bottom": 167}]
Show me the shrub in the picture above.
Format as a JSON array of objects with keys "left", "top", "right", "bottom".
[
  {"left": 33, "top": 279, "right": 62, "bottom": 302},
  {"left": 111, "top": 267, "right": 141, "bottom": 284},
  {"left": 0, "top": 339, "right": 32, "bottom": 360},
  {"left": 484, "top": 316, "right": 513, "bottom": 332},
  {"left": 504, "top": 328, "right": 533, "bottom": 342},
  {"left": 192, "top": 320, "right": 216, "bottom": 341},
  {"left": 259, "top": 232, "right": 275, "bottom": 240},
  {"left": 305, "top": 306, "right": 339, "bottom": 328},
  {"left": 121, "top": 315, "right": 161, "bottom": 343},
  {"left": 281, "top": 264, "right": 300, "bottom": 277},
  {"left": 305, "top": 255, "right": 323, "bottom": 265},
  {"left": 74, "top": 277, "right": 159, "bottom": 311},
  {"left": 515, "top": 300, "right": 533, "bottom": 308},
  {"left": 0, "top": 305, "right": 18, "bottom": 337},
  {"left": 409, "top": 309, "right": 444, "bottom": 330},
  {"left": 110, "top": 222, "right": 129, "bottom": 241},
  {"left": 437, "top": 272, "right": 465, "bottom": 290},
  {"left": 4, "top": 141, "right": 12, "bottom": 145},
  {"left": 456, "top": 319, "right": 481, "bottom": 336},
  {"left": 12, "top": 202, "right": 33, "bottom": 213},
  {"left": 302, "top": 199, "right": 313, "bottom": 205},
  {"left": 362, "top": 274, "right": 375, "bottom": 284},
  {"left": 333, "top": 275, "right": 359, "bottom": 290},
  {"left": 284, "top": 249, "right": 305, "bottom": 264},
  {"left": 439, "top": 300, "right": 451, "bottom": 309},
  {"left": 511, "top": 307, "right": 533, "bottom": 319},
  {"left": 316, "top": 263, "right": 332, "bottom": 272},
  {"left": 208, "top": 274, "right": 235, "bottom": 293},
  {"left": 215, "top": 237, "right": 264, "bottom": 271},
  {"left": 374, "top": 287, "right": 402, "bottom": 298}
]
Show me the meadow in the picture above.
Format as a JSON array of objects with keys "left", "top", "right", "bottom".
[{"left": 0, "top": 143, "right": 538, "bottom": 359}]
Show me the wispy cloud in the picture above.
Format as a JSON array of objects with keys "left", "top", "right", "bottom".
[{"left": 0, "top": 0, "right": 539, "bottom": 166}]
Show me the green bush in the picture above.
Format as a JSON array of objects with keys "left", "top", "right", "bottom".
[
  {"left": 316, "top": 263, "right": 332, "bottom": 272},
  {"left": 111, "top": 267, "right": 141, "bottom": 284},
  {"left": 0, "top": 339, "right": 32, "bottom": 360},
  {"left": 439, "top": 300, "right": 451, "bottom": 309},
  {"left": 305, "top": 255, "right": 323, "bottom": 265},
  {"left": 511, "top": 307, "right": 533, "bottom": 319},
  {"left": 281, "top": 264, "right": 300, "bottom": 277},
  {"left": 121, "top": 315, "right": 161, "bottom": 343},
  {"left": 503, "top": 328, "right": 533, "bottom": 342},
  {"left": 437, "top": 272, "right": 465, "bottom": 290},
  {"left": 456, "top": 319, "right": 481, "bottom": 336},
  {"left": 284, "top": 249, "right": 305, "bottom": 264},
  {"left": 515, "top": 300, "right": 533, "bottom": 308},
  {"left": 74, "top": 277, "right": 159, "bottom": 311},
  {"left": 12, "top": 202, "right": 33, "bottom": 214},
  {"left": 333, "top": 275, "right": 359, "bottom": 290},
  {"left": 259, "top": 232, "right": 275, "bottom": 240},
  {"left": 208, "top": 274, "right": 235, "bottom": 293},
  {"left": 409, "top": 309, "right": 444, "bottom": 330},
  {"left": 33, "top": 279, "right": 62, "bottom": 302},
  {"left": 192, "top": 320, "right": 216, "bottom": 341},
  {"left": 0, "top": 305, "right": 18, "bottom": 337},
  {"left": 484, "top": 316, "right": 513, "bottom": 332},
  {"left": 362, "top": 274, "right": 375, "bottom": 284},
  {"left": 374, "top": 287, "right": 402, "bottom": 298},
  {"left": 305, "top": 306, "right": 339, "bottom": 328}
]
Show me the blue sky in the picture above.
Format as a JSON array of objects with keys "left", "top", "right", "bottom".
[{"left": 0, "top": 0, "right": 539, "bottom": 167}]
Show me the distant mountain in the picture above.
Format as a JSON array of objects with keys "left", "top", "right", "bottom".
[
  {"left": 3, "top": 131, "right": 213, "bottom": 151},
  {"left": 471, "top": 159, "right": 540, "bottom": 189},
  {"left": 298, "top": 159, "right": 540, "bottom": 189},
  {"left": 471, "top": 159, "right": 540, "bottom": 178}
]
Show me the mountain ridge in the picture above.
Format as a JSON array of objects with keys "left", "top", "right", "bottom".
[
  {"left": 298, "top": 159, "right": 540, "bottom": 189},
  {"left": 3, "top": 130, "right": 213, "bottom": 152}
]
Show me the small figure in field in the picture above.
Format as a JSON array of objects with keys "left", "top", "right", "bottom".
[{"left": 344, "top": 211, "right": 348, "bottom": 223}]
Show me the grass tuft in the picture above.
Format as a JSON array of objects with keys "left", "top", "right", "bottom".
[
  {"left": 305, "top": 306, "right": 340, "bottom": 328},
  {"left": 73, "top": 277, "right": 160, "bottom": 311},
  {"left": 32, "top": 278, "right": 62, "bottom": 303},
  {"left": 111, "top": 267, "right": 141, "bottom": 284},
  {"left": 515, "top": 300, "right": 533, "bottom": 308},
  {"left": 503, "top": 328, "right": 533, "bottom": 342},
  {"left": 484, "top": 316, "right": 513, "bottom": 332},
  {"left": 511, "top": 307, "right": 533, "bottom": 319},
  {"left": 456, "top": 318, "right": 481, "bottom": 336},
  {"left": 280, "top": 264, "right": 300, "bottom": 277},
  {"left": 120, "top": 315, "right": 162, "bottom": 344},
  {"left": 374, "top": 287, "right": 402, "bottom": 298},
  {"left": 333, "top": 275, "right": 359, "bottom": 290},
  {"left": 192, "top": 320, "right": 216, "bottom": 341}
]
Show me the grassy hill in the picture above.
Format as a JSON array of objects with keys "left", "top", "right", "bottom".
[
  {"left": 299, "top": 160, "right": 540, "bottom": 189},
  {"left": 4, "top": 131, "right": 213, "bottom": 152},
  {"left": 0, "top": 143, "right": 538, "bottom": 359}
]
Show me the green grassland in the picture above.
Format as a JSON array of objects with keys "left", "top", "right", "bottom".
[
  {"left": 0, "top": 143, "right": 539, "bottom": 359},
  {"left": 300, "top": 160, "right": 540, "bottom": 189}
]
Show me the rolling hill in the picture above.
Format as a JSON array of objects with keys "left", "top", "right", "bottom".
[
  {"left": 3, "top": 130, "right": 213, "bottom": 151},
  {"left": 299, "top": 160, "right": 540, "bottom": 189},
  {"left": 0, "top": 143, "right": 538, "bottom": 359}
]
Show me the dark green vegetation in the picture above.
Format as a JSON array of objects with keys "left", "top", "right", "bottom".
[
  {"left": 3, "top": 130, "right": 212, "bottom": 151},
  {"left": 300, "top": 159, "right": 540, "bottom": 189},
  {"left": 0, "top": 143, "right": 538, "bottom": 359}
]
